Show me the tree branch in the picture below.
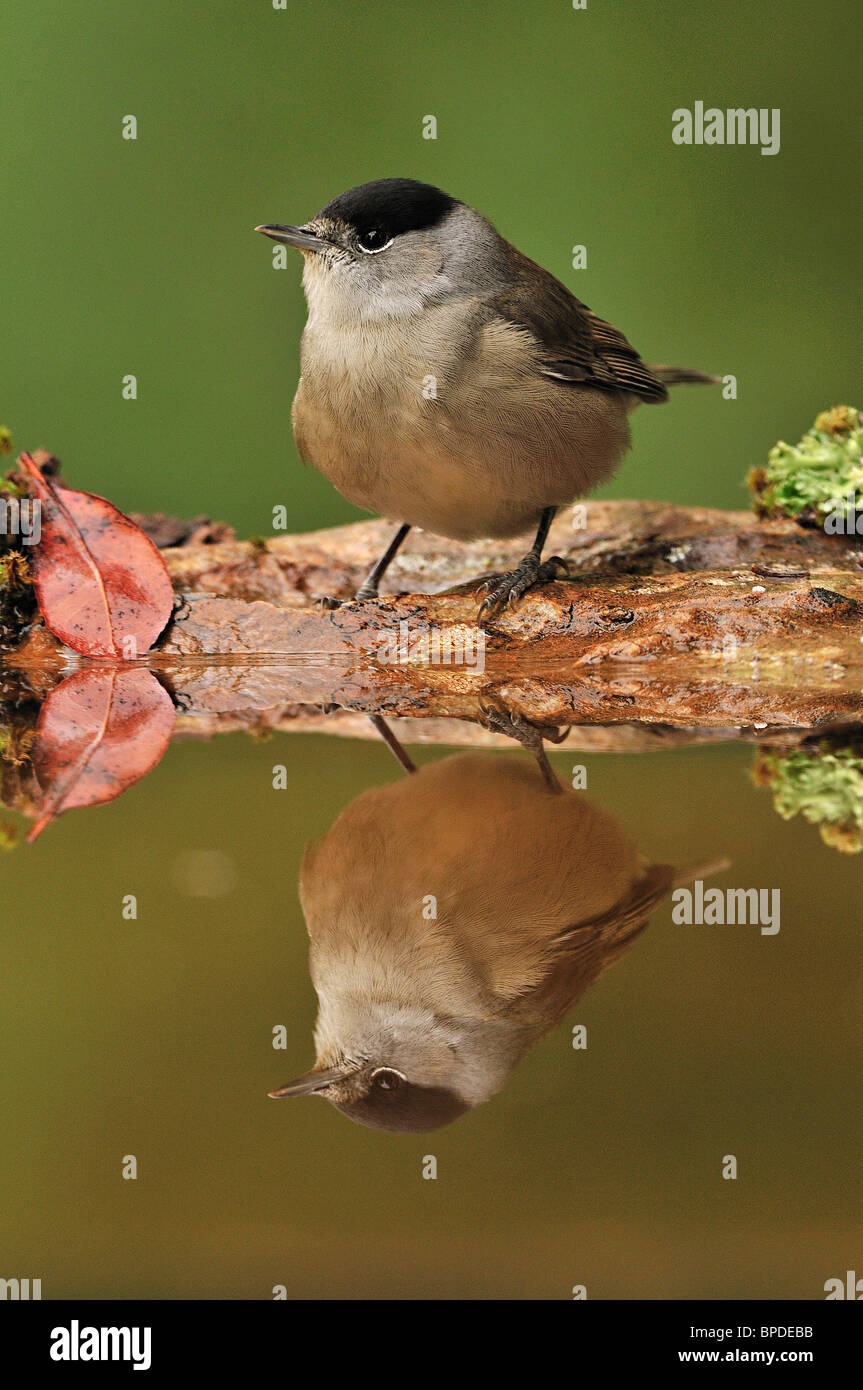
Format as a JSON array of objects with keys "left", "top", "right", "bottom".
[
  {"left": 7, "top": 500, "right": 863, "bottom": 735},
  {"left": 154, "top": 500, "right": 863, "bottom": 734}
]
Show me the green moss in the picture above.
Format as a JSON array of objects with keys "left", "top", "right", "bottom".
[
  {"left": 0, "top": 818, "right": 20, "bottom": 851},
  {"left": 0, "top": 550, "right": 31, "bottom": 590},
  {"left": 0, "top": 476, "right": 28, "bottom": 500},
  {"left": 0, "top": 549, "right": 35, "bottom": 646},
  {"left": 748, "top": 405, "right": 863, "bottom": 521},
  {"left": 0, "top": 723, "right": 35, "bottom": 767},
  {"left": 1, "top": 431, "right": 29, "bottom": 503},
  {"left": 753, "top": 744, "right": 863, "bottom": 853}
]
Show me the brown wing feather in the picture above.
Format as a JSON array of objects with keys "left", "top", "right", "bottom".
[
  {"left": 583, "top": 311, "right": 669, "bottom": 403},
  {"left": 489, "top": 246, "right": 669, "bottom": 403},
  {"left": 511, "top": 862, "right": 675, "bottom": 1032}
]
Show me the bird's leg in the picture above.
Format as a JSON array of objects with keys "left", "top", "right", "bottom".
[
  {"left": 318, "top": 522, "right": 412, "bottom": 610},
  {"left": 477, "top": 507, "right": 568, "bottom": 624},
  {"left": 356, "top": 523, "right": 411, "bottom": 600},
  {"left": 312, "top": 700, "right": 416, "bottom": 773},
  {"left": 477, "top": 697, "right": 569, "bottom": 793},
  {"left": 367, "top": 713, "right": 417, "bottom": 774}
]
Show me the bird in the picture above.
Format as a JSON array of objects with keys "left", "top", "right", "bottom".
[
  {"left": 268, "top": 750, "right": 722, "bottom": 1133},
  {"left": 256, "top": 178, "right": 716, "bottom": 620}
]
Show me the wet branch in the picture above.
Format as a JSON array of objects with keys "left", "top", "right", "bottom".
[
  {"left": 156, "top": 499, "right": 863, "bottom": 734},
  {"left": 6, "top": 500, "right": 863, "bottom": 735}
]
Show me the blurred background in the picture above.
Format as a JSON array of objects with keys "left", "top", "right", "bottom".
[
  {"left": 1, "top": 0, "right": 860, "bottom": 532},
  {"left": 2, "top": 735, "right": 862, "bottom": 1298},
  {"left": 1, "top": 0, "right": 861, "bottom": 1300}
]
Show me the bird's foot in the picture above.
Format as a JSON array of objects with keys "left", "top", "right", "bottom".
[
  {"left": 317, "top": 581, "right": 380, "bottom": 610},
  {"left": 477, "top": 699, "right": 569, "bottom": 791},
  {"left": 479, "top": 700, "right": 570, "bottom": 748},
  {"left": 477, "top": 553, "right": 569, "bottom": 624}
]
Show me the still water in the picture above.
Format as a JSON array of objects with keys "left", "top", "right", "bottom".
[{"left": 1, "top": 663, "right": 860, "bottom": 1299}]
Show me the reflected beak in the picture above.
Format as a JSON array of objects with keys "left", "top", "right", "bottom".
[
  {"left": 268, "top": 1065, "right": 347, "bottom": 1099},
  {"left": 254, "top": 223, "right": 328, "bottom": 253}
]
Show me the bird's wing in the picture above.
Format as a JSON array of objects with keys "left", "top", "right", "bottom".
[
  {"left": 488, "top": 246, "right": 669, "bottom": 403},
  {"left": 511, "top": 862, "right": 675, "bottom": 1031},
  {"left": 560, "top": 861, "right": 677, "bottom": 970}
]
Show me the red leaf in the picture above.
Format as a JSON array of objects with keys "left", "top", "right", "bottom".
[
  {"left": 28, "top": 667, "right": 175, "bottom": 841},
  {"left": 20, "top": 452, "right": 174, "bottom": 657}
]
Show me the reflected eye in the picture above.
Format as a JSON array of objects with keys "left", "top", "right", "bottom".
[
  {"left": 357, "top": 227, "right": 393, "bottom": 253},
  {"left": 371, "top": 1067, "right": 404, "bottom": 1091}
]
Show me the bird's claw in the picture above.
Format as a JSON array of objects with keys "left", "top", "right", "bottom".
[
  {"left": 479, "top": 701, "right": 567, "bottom": 749},
  {"left": 318, "top": 584, "right": 379, "bottom": 609},
  {"left": 476, "top": 554, "right": 568, "bottom": 625},
  {"left": 477, "top": 700, "right": 566, "bottom": 791}
]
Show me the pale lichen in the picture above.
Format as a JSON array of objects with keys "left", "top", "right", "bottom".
[
  {"left": 749, "top": 406, "right": 863, "bottom": 522},
  {"left": 753, "top": 742, "right": 863, "bottom": 853}
]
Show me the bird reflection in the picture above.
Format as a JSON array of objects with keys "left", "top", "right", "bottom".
[{"left": 271, "top": 747, "right": 706, "bottom": 1133}]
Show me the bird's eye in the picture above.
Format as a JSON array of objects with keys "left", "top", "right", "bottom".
[
  {"left": 357, "top": 227, "right": 393, "bottom": 254},
  {"left": 370, "top": 1067, "right": 404, "bottom": 1091}
]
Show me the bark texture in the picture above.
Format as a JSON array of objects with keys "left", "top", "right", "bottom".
[{"left": 6, "top": 500, "right": 863, "bottom": 737}]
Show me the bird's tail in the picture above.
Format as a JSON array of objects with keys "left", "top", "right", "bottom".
[
  {"left": 672, "top": 856, "right": 731, "bottom": 889},
  {"left": 648, "top": 364, "right": 721, "bottom": 387},
  {"left": 599, "top": 855, "right": 731, "bottom": 968},
  {"left": 555, "top": 857, "right": 730, "bottom": 963}
]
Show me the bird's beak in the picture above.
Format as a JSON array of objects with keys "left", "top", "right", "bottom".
[
  {"left": 254, "top": 224, "right": 328, "bottom": 253},
  {"left": 268, "top": 1065, "right": 346, "bottom": 1099}
]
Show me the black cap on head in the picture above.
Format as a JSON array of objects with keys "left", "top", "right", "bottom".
[
  {"left": 330, "top": 1079, "right": 470, "bottom": 1134},
  {"left": 317, "top": 178, "right": 458, "bottom": 242}
]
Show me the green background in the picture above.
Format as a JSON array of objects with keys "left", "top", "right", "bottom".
[
  {"left": 1, "top": 0, "right": 861, "bottom": 1301},
  {"left": 2, "top": 0, "right": 860, "bottom": 532}
]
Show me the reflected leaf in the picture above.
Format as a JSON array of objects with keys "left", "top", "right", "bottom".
[{"left": 28, "top": 667, "right": 175, "bottom": 841}]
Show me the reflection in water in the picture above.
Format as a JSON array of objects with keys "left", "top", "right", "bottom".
[
  {"left": 26, "top": 667, "right": 174, "bottom": 840},
  {"left": 3, "top": 661, "right": 863, "bottom": 858},
  {"left": 753, "top": 738, "right": 863, "bottom": 854},
  {"left": 271, "top": 749, "right": 709, "bottom": 1133}
]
